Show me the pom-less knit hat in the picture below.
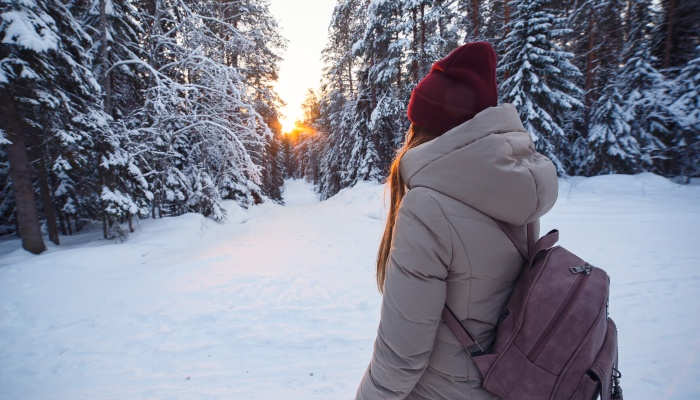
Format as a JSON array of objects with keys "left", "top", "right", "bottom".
[{"left": 407, "top": 41, "right": 498, "bottom": 135}]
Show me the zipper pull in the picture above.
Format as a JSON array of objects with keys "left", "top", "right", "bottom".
[{"left": 569, "top": 264, "right": 592, "bottom": 275}]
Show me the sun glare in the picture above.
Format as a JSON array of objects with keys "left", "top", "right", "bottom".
[
  {"left": 282, "top": 120, "right": 316, "bottom": 138},
  {"left": 280, "top": 107, "right": 314, "bottom": 136},
  {"left": 281, "top": 114, "right": 297, "bottom": 134}
]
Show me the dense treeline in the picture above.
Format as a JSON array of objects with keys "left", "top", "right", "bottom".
[
  {"left": 0, "top": 0, "right": 286, "bottom": 252},
  {"left": 287, "top": 0, "right": 699, "bottom": 200},
  {"left": 1, "top": 0, "right": 698, "bottom": 254}
]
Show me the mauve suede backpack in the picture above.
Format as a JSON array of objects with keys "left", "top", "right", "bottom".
[{"left": 442, "top": 223, "right": 623, "bottom": 400}]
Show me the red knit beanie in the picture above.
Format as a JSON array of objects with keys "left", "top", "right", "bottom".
[{"left": 407, "top": 41, "right": 498, "bottom": 135}]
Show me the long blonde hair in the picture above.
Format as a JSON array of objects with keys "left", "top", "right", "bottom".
[{"left": 376, "top": 124, "right": 439, "bottom": 293}]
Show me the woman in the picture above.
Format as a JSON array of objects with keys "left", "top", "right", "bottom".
[{"left": 355, "top": 42, "right": 558, "bottom": 399}]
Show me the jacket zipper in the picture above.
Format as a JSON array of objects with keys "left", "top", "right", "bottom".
[{"left": 527, "top": 272, "right": 588, "bottom": 361}]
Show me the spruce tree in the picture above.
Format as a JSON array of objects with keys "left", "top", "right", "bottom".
[
  {"left": 668, "top": 50, "right": 700, "bottom": 178},
  {"left": 620, "top": 0, "right": 670, "bottom": 172},
  {"left": 499, "top": 0, "right": 583, "bottom": 174},
  {"left": 651, "top": 0, "right": 700, "bottom": 72},
  {"left": 351, "top": 0, "right": 404, "bottom": 185},
  {"left": 581, "top": 82, "right": 641, "bottom": 174},
  {"left": 1, "top": 0, "right": 110, "bottom": 251}
]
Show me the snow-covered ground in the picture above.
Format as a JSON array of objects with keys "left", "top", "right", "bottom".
[{"left": 0, "top": 174, "right": 698, "bottom": 399}]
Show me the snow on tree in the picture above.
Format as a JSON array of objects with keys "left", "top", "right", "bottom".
[
  {"left": 316, "top": 91, "right": 352, "bottom": 198},
  {"left": 0, "top": 0, "right": 286, "bottom": 246},
  {"left": 346, "top": 0, "right": 407, "bottom": 185},
  {"left": 316, "top": 0, "right": 369, "bottom": 198},
  {"left": 580, "top": 82, "right": 641, "bottom": 175},
  {"left": 1, "top": 0, "right": 110, "bottom": 251},
  {"left": 123, "top": 0, "right": 285, "bottom": 220},
  {"left": 668, "top": 49, "right": 700, "bottom": 178},
  {"left": 499, "top": 0, "right": 584, "bottom": 174},
  {"left": 70, "top": 0, "right": 145, "bottom": 119},
  {"left": 619, "top": 0, "right": 671, "bottom": 172},
  {"left": 0, "top": 146, "right": 14, "bottom": 236},
  {"left": 457, "top": 0, "right": 485, "bottom": 40},
  {"left": 219, "top": 0, "right": 287, "bottom": 201},
  {"left": 289, "top": 89, "right": 324, "bottom": 184},
  {"left": 64, "top": 0, "right": 151, "bottom": 238},
  {"left": 651, "top": 0, "right": 700, "bottom": 72}
]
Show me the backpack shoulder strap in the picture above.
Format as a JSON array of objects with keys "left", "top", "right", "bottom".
[
  {"left": 442, "top": 220, "right": 540, "bottom": 356},
  {"left": 494, "top": 220, "right": 538, "bottom": 261},
  {"left": 442, "top": 305, "right": 485, "bottom": 356}
]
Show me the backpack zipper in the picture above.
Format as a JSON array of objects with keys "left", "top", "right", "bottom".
[{"left": 527, "top": 270, "right": 589, "bottom": 361}]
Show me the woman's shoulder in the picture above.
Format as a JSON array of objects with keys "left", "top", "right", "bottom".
[
  {"left": 403, "top": 186, "right": 485, "bottom": 222},
  {"left": 401, "top": 186, "right": 448, "bottom": 219}
]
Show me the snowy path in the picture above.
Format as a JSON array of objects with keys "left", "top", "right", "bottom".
[{"left": 1, "top": 175, "right": 699, "bottom": 399}]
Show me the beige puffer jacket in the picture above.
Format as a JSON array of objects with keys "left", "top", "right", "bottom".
[{"left": 356, "top": 103, "right": 559, "bottom": 400}]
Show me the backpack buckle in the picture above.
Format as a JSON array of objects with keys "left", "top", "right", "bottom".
[
  {"left": 467, "top": 343, "right": 487, "bottom": 357},
  {"left": 612, "top": 367, "right": 623, "bottom": 399},
  {"left": 569, "top": 264, "right": 592, "bottom": 275}
]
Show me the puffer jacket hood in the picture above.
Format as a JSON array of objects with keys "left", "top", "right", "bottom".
[{"left": 399, "top": 102, "right": 558, "bottom": 226}]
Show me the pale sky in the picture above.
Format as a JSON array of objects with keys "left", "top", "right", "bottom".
[{"left": 268, "top": 0, "right": 337, "bottom": 133}]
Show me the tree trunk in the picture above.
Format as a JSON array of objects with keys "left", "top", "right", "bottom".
[
  {"left": 471, "top": 0, "right": 481, "bottom": 37},
  {"left": 347, "top": 61, "right": 353, "bottom": 96},
  {"left": 437, "top": 0, "right": 446, "bottom": 50},
  {"left": 102, "top": 214, "right": 109, "bottom": 239},
  {"left": 624, "top": 0, "right": 633, "bottom": 42},
  {"left": 37, "top": 149, "right": 59, "bottom": 245},
  {"left": 504, "top": 0, "right": 511, "bottom": 36},
  {"left": 420, "top": 4, "right": 426, "bottom": 75},
  {"left": 663, "top": 0, "right": 677, "bottom": 69},
  {"left": 99, "top": 0, "right": 113, "bottom": 116},
  {"left": 58, "top": 211, "right": 67, "bottom": 236},
  {"left": 503, "top": 0, "right": 511, "bottom": 80},
  {"left": 412, "top": 7, "right": 418, "bottom": 83},
  {"left": 14, "top": 212, "right": 20, "bottom": 237},
  {"left": 3, "top": 103, "right": 46, "bottom": 254},
  {"left": 232, "top": 17, "right": 240, "bottom": 68},
  {"left": 584, "top": 14, "right": 596, "bottom": 124},
  {"left": 67, "top": 215, "right": 73, "bottom": 236}
]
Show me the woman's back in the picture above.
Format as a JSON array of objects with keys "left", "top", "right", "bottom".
[{"left": 356, "top": 103, "right": 558, "bottom": 400}]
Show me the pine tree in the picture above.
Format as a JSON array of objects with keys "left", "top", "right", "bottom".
[
  {"left": 457, "top": 0, "right": 485, "bottom": 40},
  {"left": 499, "top": 0, "right": 583, "bottom": 174},
  {"left": 133, "top": 0, "right": 282, "bottom": 219},
  {"left": 425, "top": 0, "right": 460, "bottom": 60},
  {"left": 668, "top": 49, "right": 700, "bottom": 178},
  {"left": 66, "top": 0, "right": 151, "bottom": 237},
  {"left": 317, "top": 0, "right": 369, "bottom": 198},
  {"left": 1, "top": 0, "right": 111, "bottom": 251},
  {"left": 651, "top": 0, "right": 700, "bottom": 72},
  {"left": 567, "top": 0, "right": 645, "bottom": 174},
  {"left": 291, "top": 89, "right": 324, "bottom": 184},
  {"left": 225, "top": 0, "right": 286, "bottom": 202},
  {"left": 580, "top": 82, "right": 641, "bottom": 174},
  {"left": 317, "top": 91, "right": 356, "bottom": 198},
  {"left": 619, "top": 0, "right": 671, "bottom": 173},
  {"left": 0, "top": 146, "right": 14, "bottom": 236},
  {"left": 261, "top": 120, "right": 285, "bottom": 202},
  {"left": 352, "top": 0, "right": 405, "bottom": 184}
]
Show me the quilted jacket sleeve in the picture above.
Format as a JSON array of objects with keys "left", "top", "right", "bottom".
[{"left": 356, "top": 187, "right": 453, "bottom": 400}]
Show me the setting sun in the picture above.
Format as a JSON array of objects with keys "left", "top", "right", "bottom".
[
  {"left": 283, "top": 120, "right": 316, "bottom": 138},
  {"left": 268, "top": 0, "right": 335, "bottom": 138},
  {"left": 280, "top": 113, "right": 301, "bottom": 135}
]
